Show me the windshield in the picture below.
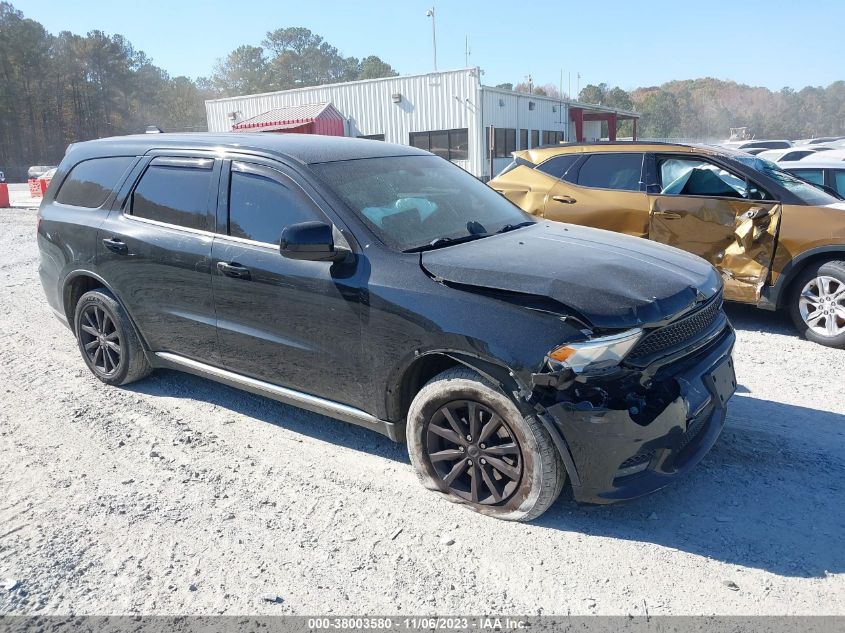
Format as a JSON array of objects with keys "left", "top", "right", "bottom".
[
  {"left": 311, "top": 155, "right": 534, "bottom": 251},
  {"left": 733, "top": 154, "right": 841, "bottom": 206}
]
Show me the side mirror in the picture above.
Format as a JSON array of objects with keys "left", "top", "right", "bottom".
[{"left": 280, "top": 221, "right": 348, "bottom": 262}]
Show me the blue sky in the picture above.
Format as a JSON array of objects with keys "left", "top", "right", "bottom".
[{"left": 15, "top": 0, "right": 845, "bottom": 92}]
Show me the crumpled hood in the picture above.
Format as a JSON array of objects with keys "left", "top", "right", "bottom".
[{"left": 421, "top": 222, "right": 722, "bottom": 329}]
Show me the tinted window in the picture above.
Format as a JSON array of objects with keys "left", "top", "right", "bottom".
[
  {"left": 131, "top": 162, "right": 213, "bottom": 231},
  {"left": 834, "top": 171, "right": 845, "bottom": 195},
  {"left": 449, "top": 129, "right": 468, "bottom": 160},
  {"left": 519, "top": 129, "right": 528, "bottom": 150},
  {"left": 410, "top": 132, "right": 429, "bottom": 151},
  {"left": 430, "top": 131, "right": 449, "bottom": 159},
  {"left": 782, "top": 151, "right": 814, "bottom": 162},
  {"left": 542, "top": 131, "right": 564, "bottom": 145},
  {"left": 491, "top": 128, "right": 516, "bottom": 158},
  {"left": 577, "top": 153, "right": 643, "bottom": 191},
  {"left": 228, "top": 166, "right": 318, "bottom": 244},
  {"left": 409, "top": 129, "right": 468, "bottom": 161},
  {"left": 536, "top": 155, "right": 579, "bottom": 179},
  {"left": 741, "top": 141, "right": 790, "bottom": 150},
  {"left": 531, "top": 130, "right": 539, "bottom": 148},
  {"left": 789, "top": 169, "right": 825, "bottom": 186},
  {"left": 55, "top": 157, "right": 134, "bottom": 208}
]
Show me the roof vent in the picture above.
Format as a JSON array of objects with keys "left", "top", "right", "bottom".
[
  {"left": 392, "top": 93, "right": 402, "bottom": 103},
  {"left": 528, "top": 101, "right": 536, "bottom": 111},
  {"left": 145, "top": 125, "right": 163, "bottom": 134},
  {"left": 498, "top": 98, "right": 505, "bottom": 107}
]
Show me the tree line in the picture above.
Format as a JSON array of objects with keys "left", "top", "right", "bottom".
[
  {"left": 0, "top": 3, "right": 397, "bottom": 180},
  {"left": 496, "top": 78, "right": 845, "bottom": 142},
  {"left": 576, "top": 79, "right": 845, "bottom": 142}
]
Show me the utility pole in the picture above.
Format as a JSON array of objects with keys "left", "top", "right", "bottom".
[
  {"left": 577, "top": 72, "right": 581, "bottom": 97},
  {"left": 465, "top": 35, "right": 471, "bottom": 68},
  {"left": 426, "top": 8, "right": 437, "bottom": 71},
  {"left": 559, "top": 69, "right": 563, "bottom": 123}
]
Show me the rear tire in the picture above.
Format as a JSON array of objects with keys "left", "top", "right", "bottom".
[
  {"left": 788, "top": 260, "right": 845, "bottom": 349},
  {"left": 406, "top": 366, "right": 565, "bottom": 522},
  {"left": 74, "top": 288, "right": 152, "bottom": 386}
]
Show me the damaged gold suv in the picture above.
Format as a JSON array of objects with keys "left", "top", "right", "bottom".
[{"left": 490, "top": 142, "right": 845, "bottom": 348}]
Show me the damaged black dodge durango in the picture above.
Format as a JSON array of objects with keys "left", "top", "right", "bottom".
[{"left": 38, "top": 134, "right": 736, "bottom": 521}]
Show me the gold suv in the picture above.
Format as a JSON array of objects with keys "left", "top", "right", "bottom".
[{"left": 489, "top": 142, "right": 845, "bottom": 348}]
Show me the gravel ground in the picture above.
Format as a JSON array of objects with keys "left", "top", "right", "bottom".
[{"left": 0, "top": 206, "right": 843, "bottom": 615}]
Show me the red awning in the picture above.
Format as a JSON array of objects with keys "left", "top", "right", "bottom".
[{"left": 232, "top": 102, "right": 343, "bottom": 134}]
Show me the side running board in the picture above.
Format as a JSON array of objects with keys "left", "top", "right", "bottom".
[{"left": 154, "top": 352, "right": 404, "bottom": 442}]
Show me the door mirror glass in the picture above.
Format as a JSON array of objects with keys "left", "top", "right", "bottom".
[{"left": 280, "top": 221, "right": 347, "bottom": 262}]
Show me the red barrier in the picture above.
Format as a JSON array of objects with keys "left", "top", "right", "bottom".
[
  {"left": 28, "top": 178, "right": 48, "bottom": 198},
  {"left": 0, "top": 183, "right": 9, "bottom": 208}
]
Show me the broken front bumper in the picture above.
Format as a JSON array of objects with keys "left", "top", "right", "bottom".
[{"left": 545, "top": 326, "right": 736, "bottom": 504}]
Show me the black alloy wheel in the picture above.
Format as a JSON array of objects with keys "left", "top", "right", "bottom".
[
  {"left": 74, "top": 288, "right": 151, "bottom": 386},
  {"left": 78, "top": 303, "right": 122, "bottom": 376},
  {"left": 425, "top": 399, "right": 523, "bottom": 505}
]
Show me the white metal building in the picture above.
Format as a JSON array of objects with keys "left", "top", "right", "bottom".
[{"left": 205, "top": 68, "right": 639, "bottom": 179}]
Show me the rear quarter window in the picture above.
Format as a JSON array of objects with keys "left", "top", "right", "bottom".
[
  {"left": 536, "top": 155, "right": 579, "bottom": 179},
  {"left": 55, "top": 157, "right": 135, "bottom": 208}
]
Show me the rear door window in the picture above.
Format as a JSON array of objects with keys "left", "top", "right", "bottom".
[
  {"left": 227, "top": 162, "right": 321, "bottom": 244},
  {"left": 576, "top": 153, "right": 644, "bottom": 191},
  {"left": 130, "top": 158, "right": 215, "bottom": 231},
  {"left": 55, "top": 157, "right": 135, "bottom": 208},
  {"left": 536, "top": 155, "right": 580, "bottom": 179}
]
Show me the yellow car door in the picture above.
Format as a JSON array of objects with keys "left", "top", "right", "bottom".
[
  {"left": 647, "top": 154, "right": 782, "bottom": 303},
  {"left": 544, "top": 152, "right": 650, "bottom": 238},
  {"left": 489, "top": 154, "right": 578, "bottom": 218}
]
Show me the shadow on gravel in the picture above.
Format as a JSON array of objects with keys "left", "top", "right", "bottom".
[
  {"left": 536, "top": 395, "right": 845, "bottom": 579},
  {"left": 724, "top": 302, "right": 794, "bottom": 336},
  {"left": 126, "top": 370, "right": 410, "bottom": 464}
]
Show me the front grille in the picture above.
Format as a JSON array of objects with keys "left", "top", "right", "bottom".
[{"left": 627, "top": 293, "right": 723, "bottom": 361}]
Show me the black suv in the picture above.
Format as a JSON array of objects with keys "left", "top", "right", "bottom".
[{"left": 38, "top": 134, "right": 736, "bottom": 521}]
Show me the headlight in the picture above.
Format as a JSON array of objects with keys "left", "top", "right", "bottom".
[{"left": 547, "top": 328, "right": 643, "bottom": 374}]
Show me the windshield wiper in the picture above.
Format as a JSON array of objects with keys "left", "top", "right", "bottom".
[
  {"left": 403, "top": 232, "right": 490, "bottom": 253},
  {"left": 495, "top": 220, "right": 535, "bottom": 234}
]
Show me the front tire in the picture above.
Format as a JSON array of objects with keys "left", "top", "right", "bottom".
[
  {"left": 788, "top": 260, "right": 845, "bottom": 349},
  {"left": 407, "top": 367, "right": 565, "bottom": 521},
  {"left": 74, "top": 288, "right": 152, "bottom": 386}
]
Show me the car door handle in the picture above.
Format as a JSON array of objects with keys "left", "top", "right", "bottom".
[
  {"left": 653, "top": 211, "right": 682, "bottom": 219},
  {"left": 551, "top": 195, "right": 577, "bottom": 204},
  {"left": 216, "top": 261, "right": 251, "bottom": 280},
  {"left": 102, "top": 237, "right": 128, "bottom": 254}
]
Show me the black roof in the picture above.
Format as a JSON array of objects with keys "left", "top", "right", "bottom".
[{"left": 66, "top": 133, "right": 427, "bottom": 165}]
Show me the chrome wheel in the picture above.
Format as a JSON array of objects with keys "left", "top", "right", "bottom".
[
  {"left": 798, "top": 275, "right": 845, "bottom": 338},
  {"left": 79, "top": 304, "right": 122, "bottom": 375},
  {"left": 425, "top": 400, "right": 523, "bottom": 505}
]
